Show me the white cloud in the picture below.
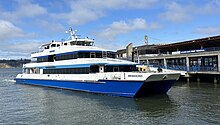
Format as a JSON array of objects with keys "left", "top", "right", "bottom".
[
  {"left": 160, "top": 1, "right": 220, "bottom": 23},
  {"left": 55, "top": 0, "right": 159, "bottom": 25},
  {"left": 71, "top": 0, "right": 158, "bottom": 10},
  {"left": 2, "top": 0, "right": 47, "bottom": 22},
  {"left": 194, "top": 27, "right": 220, "bottom": 35},
  {"left": 195, "top": 0, "right": 220, "bottom": 14},
  {"left": 0, "top": 20, "right": 26, "bottom": 41},
  {"left": 0, "top": 40, "right": 44, "bottom": 59},
  {"left": 0, "top": 20, "right": 41, "bottom": 58},
  {"left": 56, "top": 9, "right": 103, "bottom": 25},
  {"left": 159, "top": 2, "right": 192, "bottom": 23},
  {"left": 95, "top": 18, "right": 160, "bottom": 40},
  {"left": 37, "top": 20, "right": 65, "bottom": 33},
  {"left": 16, "top": 0, "right": 47, "bottom": 17},
  {"left": 7, "top": 41, "right": 43, "bottom": 53}
]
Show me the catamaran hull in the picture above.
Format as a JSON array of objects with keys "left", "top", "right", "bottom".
[{"left": 15, "top": 78, "right": 176, "bottom": 97}]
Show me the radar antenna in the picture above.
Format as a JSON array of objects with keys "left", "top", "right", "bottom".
[{"left": 66, "top": 27, "right": 77, "bottom": 40}]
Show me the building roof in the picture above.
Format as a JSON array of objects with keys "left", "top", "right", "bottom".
[{"left": 156, "top": 35, "right": 220, "bottom": 52}]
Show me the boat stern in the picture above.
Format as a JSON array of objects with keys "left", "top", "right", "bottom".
[{"left": 134, "top": 73, "right": 180, "bottom": 97}]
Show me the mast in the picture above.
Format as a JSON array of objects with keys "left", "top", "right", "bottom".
[{"left": 69, "top": 27, "right": 77, "bottom": 40}]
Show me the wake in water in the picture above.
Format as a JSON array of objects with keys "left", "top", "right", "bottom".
[{"left": 2, "top": 79, "right": 16, "bottom": 83}]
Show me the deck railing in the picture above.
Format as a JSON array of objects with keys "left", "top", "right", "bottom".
[{"left": 149, "top": 64, "right": 219, "bottom": 72}]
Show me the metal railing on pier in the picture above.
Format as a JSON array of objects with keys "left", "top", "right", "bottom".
[{"left": 149, "top": 64, "right": 219, "bottom": 72}]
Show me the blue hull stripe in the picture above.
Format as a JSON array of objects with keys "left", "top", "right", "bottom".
[{"left": 15, "top": 78, "right": 176, "bottom": 97}]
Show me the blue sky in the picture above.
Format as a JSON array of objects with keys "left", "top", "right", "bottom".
[{"left": 0, "top": 0, "right": 220, "bottom": 59}]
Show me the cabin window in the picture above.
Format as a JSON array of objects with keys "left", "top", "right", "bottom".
[
  {"left": 107, "top": 52, "right": 116, "bottom": 58},
  {"left": 76, "top": 41, "right": 85, "bottom": 46},
  {"left": 57, "top": 44, "right": 60, "bottom": 47},
  {"left": 104, "top": 66, "right": 113, "bottom": 72},
  {"left": 84, "top": 42, "right": 94, "bottom": 46},
  {"left": 113, "top": 67, "right": 119, "bottom": 72},
  {"left": 48, "top": 55, "right": 55, "bottom": 62},
  {"left": 70, "top": 41, "right": 77, "bottom": 45},
  {"left": 104, "top": 65, "right": 138, "bottom": 72},
  {"left": 43, "top": 67, "right": 90, "bottom": 74},
  {"left": 44, "top": 46, "right": 49, "bottom": 49},
  {"left": 51, "top": 44, "right": 56, "bottom": 48},
  {"left": 96, "top": 52, "right": 102, "bottom": 58},
  {"left": 64, "top": 43, "right": 67, "bottom": 46},
  {"left": 90, "top": 65, "right": 99, "bottom": 73},
  {"left": 78, "top": 52, "right": 90, "bottom": 58},
  {"left": 37, "top": 56, "right": 48, "bottom": 62},
  {"left": 102, "top": 51, "right": 107, "bottom": 58},
  {"left": 90, "top": 52, "right": 96, "bottom": 58}
]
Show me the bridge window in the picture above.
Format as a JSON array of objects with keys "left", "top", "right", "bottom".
[
  {"left": 70, "top": 41, "right": 77, "bottom": 45},
  {"left": 51, "top": 44, "right": 56, "bottom": 48},
  {"left": 76, "top": 41, "right": 85, "bottom": 46}
]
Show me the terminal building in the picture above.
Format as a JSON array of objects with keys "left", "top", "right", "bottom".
[{"left": 117, "top": 35, "right": 220, "bottom": 83}]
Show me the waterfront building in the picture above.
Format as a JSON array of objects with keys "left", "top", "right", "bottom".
[
  {"left": 118, "top": 35, "right": 220, "bottom": 72},
  {"left": 117, "top": 35, "right": 220, "bottom": 83}
]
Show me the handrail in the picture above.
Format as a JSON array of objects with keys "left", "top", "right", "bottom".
[{"left": 148, "top": 64, "right": 219, "bottom": 72}]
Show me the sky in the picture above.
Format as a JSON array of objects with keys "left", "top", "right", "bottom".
[{"left": 0, "top": 0, "right": 220, "bottom": 59}]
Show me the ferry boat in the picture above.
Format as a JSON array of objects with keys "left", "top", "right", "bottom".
[{"left": 15, "top": 27, "right": 180, "bottom": 98}]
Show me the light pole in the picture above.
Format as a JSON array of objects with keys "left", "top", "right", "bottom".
[{"left": 135, "top": 47, "right": 139, "bottom": 64}]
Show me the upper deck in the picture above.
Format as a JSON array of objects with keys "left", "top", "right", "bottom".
[{"left": 31, "top": 27, "right": 112, "bottom": 58}]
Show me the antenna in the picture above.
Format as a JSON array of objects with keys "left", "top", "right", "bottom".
[
  {"left": 144, "top": 35, "right": 148, "bottom": 45},
  {"left": 67, "top": 27, "right": 77, "bottom": 39}
]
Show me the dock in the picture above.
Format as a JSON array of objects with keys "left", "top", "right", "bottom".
[{"left": 117, "top": 35, "right": 220, "bottom": 83}]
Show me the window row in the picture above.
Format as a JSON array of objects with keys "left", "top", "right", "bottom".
[
  {"left": 42, "top": 65, "right": 138, "bottom": 74},
  {"left": 43, "top": 67, "right": 90, "bottom": 74},
  {"left": 37, "top": 51, "right": 116, "bottom": 62},
  {"left": 104, "top": 65, "right": 138, "bottom": 72}
]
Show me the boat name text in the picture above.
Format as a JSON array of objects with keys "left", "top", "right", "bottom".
[{"left": 128, "top": 75, "right": 143, "bottom": 77}]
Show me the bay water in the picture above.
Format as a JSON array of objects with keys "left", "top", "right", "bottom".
[{"left": 0, "top": 68, "right": 219, "bottom": 125}]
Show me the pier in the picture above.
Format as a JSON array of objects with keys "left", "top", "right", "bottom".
[{"left": 117, "top": 35, "right": 220, "bottom": 83}]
